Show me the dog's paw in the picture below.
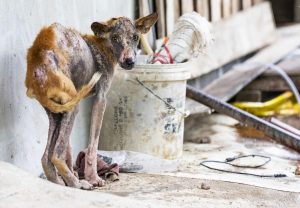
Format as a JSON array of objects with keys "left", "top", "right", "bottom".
[
  {"left": 87, "top": 175, "right": 105, "bottom": 187},
  {"left": 76, "top": 180, "right": 93, "bottom": 190}
]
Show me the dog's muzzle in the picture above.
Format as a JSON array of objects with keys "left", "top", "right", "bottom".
[{"left": 120, "top": 49, "right": 136, "bottom": 70}]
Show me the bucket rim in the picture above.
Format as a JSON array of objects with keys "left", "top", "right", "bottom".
[{"left": 117, "top": 61, "right": 190, "bottom": 73}]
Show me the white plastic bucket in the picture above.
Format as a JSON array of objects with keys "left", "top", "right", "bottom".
[{"left": 99, "top": 57, "right": 190, "bottom": 159}]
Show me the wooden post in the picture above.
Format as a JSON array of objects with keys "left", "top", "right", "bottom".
[
  {"left": 195, "top": 0, "right": 210, "bottom": 20},
  {"left": 242, "top": 0, "right": 252, "bottom": 10},
  {"left": 231, "top": 0, "right": 240, "bottom": 14},
  {"left": 181, "top": 0, "right": 194, "bottom": 14},
  {"left": 222, "top": 0, "right": 231, "bottom": 18},
  {"left": 155, "top": 0, "right": 166, "bottom": 38},
  {"left": 166, "top": 0, "right": 180, "bottom": 35},
  {"left": 295, "top": 0, "right": 300, "bottom": 22},
  {"left": 253, "top": 0, "right": 263, "bottom": 5},
  {"left": 139, "top": 0, "right": 156, "bottom": 49},
  {"left": 210, "top": 0, "right": 222, "bottom": 22}
]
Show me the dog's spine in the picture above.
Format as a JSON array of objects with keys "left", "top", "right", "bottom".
[{"left": 39, "top": 72, "right": 102, "bottom": 113}]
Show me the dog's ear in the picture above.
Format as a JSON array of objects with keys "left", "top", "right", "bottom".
[
  {"left": 91, "top": 22, "right": 111, "bottom": 37},
  {"left": 135, "top": 13, "right": 158, "bottom": 34}
]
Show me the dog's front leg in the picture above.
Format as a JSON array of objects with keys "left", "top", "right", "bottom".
[{"left": 84, "top": 93, "right": 106, "bottom": 186}]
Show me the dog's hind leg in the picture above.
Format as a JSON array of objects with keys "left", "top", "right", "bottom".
[
  {"left": 84, "top": 94, "right": 106, "bottom": 187},
  {"left": 66, "top": 142, "right": 73, "bottom": 173},
  {"left": 41, "top": 108, "right": 65, "bottom": 185},
  {"left": 51, "top": 106, "right": 93, "bottom": 190}
]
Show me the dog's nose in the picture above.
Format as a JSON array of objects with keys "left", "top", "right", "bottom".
[{"left": 125, "top": 58, "right": 135, "bottom": 67}]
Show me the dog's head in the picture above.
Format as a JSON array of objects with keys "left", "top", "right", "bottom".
[{"left": 91, "top": 13, "right": 158, "bottom": 70}]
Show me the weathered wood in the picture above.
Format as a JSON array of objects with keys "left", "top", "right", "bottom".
[
  {"left": 244, "top": 76, "right": 300, "bottom": 92},
  {"left": 166, "top": 0, "right": 180, "bottom": 35},
  {"left": 181, "top": 0, "right": 194, "bottom": 14},
  {"left": 222, "top": 0, "right": 231, "bottom": 18},
  {"left": 235, "top": 90, "right": 262, "bottom": 102},
  {"left": 241, "top": 0, "right": 252, "bottom": 9},
  {"left": 187, "top": 2, "right": 276, "bottom": 78},
  {"left": 195, "top": 0, "right": 210, "bottom": 20},
  {"left": 186, "top": 24, "right": 300, "bottom": 114},
  {"left": 244, "top": 56, "right": 300, "bottom": 91},
  {"left": 139, "top": 0, "right": 156, "bottom": 49},
  {"left": 253, "top": 0, "right": 264, "bottom": 4},
  {"left": 295, "top": 0, "right": 300, "bottom": 22},
  {"left": 264, "top": 57, "right": 300, "bottom": 77},
  {"left": 210, "top": 0, "right": 222, "bottom": 22},
  {"left": 231, "top": 0, "right": 240, "bottom": 14},
  {"left": 155, "top": 0, "right": 166, "bottom": 38}
]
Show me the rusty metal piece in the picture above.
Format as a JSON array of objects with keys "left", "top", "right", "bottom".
[{"left": 186, "top": 85, "right": 300, "bottom": 153}]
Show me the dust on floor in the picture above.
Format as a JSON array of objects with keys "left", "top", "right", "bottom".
[{"left": 96, "top": 173, "right": 299, "bottom": 208}]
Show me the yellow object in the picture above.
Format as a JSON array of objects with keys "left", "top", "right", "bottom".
[
  {"left": 232, "top": 91, "right": 300, "bottom": 116},
  {"left": 140, "top": 34, "right": 153, "bottom": 55}
]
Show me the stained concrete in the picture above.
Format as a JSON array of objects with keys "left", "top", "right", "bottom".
[{"left": 0, "top": 0, "right": 134, "bottom": 175}]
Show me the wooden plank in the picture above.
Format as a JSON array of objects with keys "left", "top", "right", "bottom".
[
  {"left": 295, "top": 0, "right": 300, "bottom": 22},
  {"left": 139, "top": 0, "right": 156, "bottom": 49},
  {"left": 222, "top": 0, "right": 231, "bottom": 18},
  {"left": 243, "top": 76, "right": 300, "bottom": 92},
  {"left": 181, "top": 0, "right": 194, "bottom": 14},
  {"left": 155, "top": 0, "right": 166, "bottom": 38},
  {"left": 195, "top": 0, "right": 210, "bottom": 20},
  {"left": 166, "top": 0, "right": 180, "bottom": 35},
  {"left": 264, "top": 56, "right": 300, "bottom": 77},
  {"left": 244, "top": 56, "right": 300, "bottom": 91},
  {"left": 186, "top": 24, "right": 300, "bottom": 114},
  {"left": 253, "top": 0, "right": 263, "bottom": 5},
  {"left": 187, "top": 2, "right": 276, "bottom": 78},
  {"left": 235, "top": 90, "right": 262, "bottom": 102},
  {"left": 231, "top": 0, "right": 240, "bottom": 14},
  {"left": 210, "top": 0, "right": 222, "bottom": 22},
  {"left": 241, "top": 0, "right": 252, "bottom": 10}
]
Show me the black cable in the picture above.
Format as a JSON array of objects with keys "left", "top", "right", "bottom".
[{"left": 199, "top": 154, "right": 287, "bottom": 178}]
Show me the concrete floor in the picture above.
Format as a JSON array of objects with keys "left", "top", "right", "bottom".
[
  {"left": 1, "top": 161, "right": 299, "bottom": 208},
  {"left": 96, "top": 173, "right": 299, "bottom": 208},
  {"left": 1, "top": 115, "right": 299, "bottom": 207}
]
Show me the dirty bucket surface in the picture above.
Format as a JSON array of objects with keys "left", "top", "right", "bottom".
[{"left": 100, "top": 60, "right": 190, "bottom": 159}]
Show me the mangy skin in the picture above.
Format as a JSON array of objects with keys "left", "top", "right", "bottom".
[{"left": 25, "top": 14, "right": 158, "bottom": 189}]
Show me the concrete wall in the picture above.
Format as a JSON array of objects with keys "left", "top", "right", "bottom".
[{"left": 0, "top": 0, "right": 134, "bottom": 175}]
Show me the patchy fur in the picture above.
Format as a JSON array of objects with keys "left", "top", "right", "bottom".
[
  {"left": 25, "top": 14, "right": 158, "bottom": 189},
  {"left": 25, "top": 24, "right": 101, "bottom": 113}
]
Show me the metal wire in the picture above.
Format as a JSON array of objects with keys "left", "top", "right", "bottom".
[
  {"left": 245, "top": 62, "right": 300, "bottom": 105},
  {"left": 199, "top": 154, "right": 287, "bottom": 178},
  {"left": 136, "top": 78, "right": 188, "bottom": 117}
]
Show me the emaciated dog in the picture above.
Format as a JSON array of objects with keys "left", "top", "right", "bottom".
[{"left": 25, "top": 13, "right": 158, "bottom": 189}]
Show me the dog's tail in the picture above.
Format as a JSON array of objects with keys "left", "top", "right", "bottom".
[{"left": 37, "top": 72, "right": 102, "bottom": 113}]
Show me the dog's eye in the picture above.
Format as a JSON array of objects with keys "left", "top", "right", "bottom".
[
  {"left": 133, "top": 34, "right": 139, "bottom": 41},
  {"left": 112, "top": 35, "right": 118, "bottom": 42}
]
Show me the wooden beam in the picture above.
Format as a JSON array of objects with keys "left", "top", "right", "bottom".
[
  {"left": 222, "top": 0, "right": 231, "bottom": 18},
  {"left": 186, "top": 24, "right": 300, "bottom": 114},
  {"left": 295, "top": 0, "right": 300, "bottom": 22},
  {"left": 243, "top": 76, "right": 300, "bottom": 92},
  {"left": 187, "top": 2, "right": 276, "bottom": 78},
  {"left": 210, "top": 0, "right": 222, "bottom": 22},
  {"left": 166, "top": 0, "right": 180, "bottom": 35},
  {"left": 253, "top": 0, "right": 264, "bottom": 5},
  {"left": 231, "top": 0, "right": 240, "bottom": 14},
  {"left": 244, "top": 56, "right": 300, "bottom": 91},
  {"left": 195, "top": 0, "right": 210, "bottom": 20},
  {"left": 139, "top": 0, "right": 156, "bottom": 49},
  {"left": 155, "top": 0, "right": 166, "bottom": 38},
  {"left": 181, "top": 0, "right": 194, "bottom": 14},
  {"left": 241, "top": 0, "right": 252, "bottom": 10}
]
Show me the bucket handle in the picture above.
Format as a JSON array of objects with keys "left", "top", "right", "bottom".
[{"left": 135, "top": 78, "right": 189, "bottom": 118}]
